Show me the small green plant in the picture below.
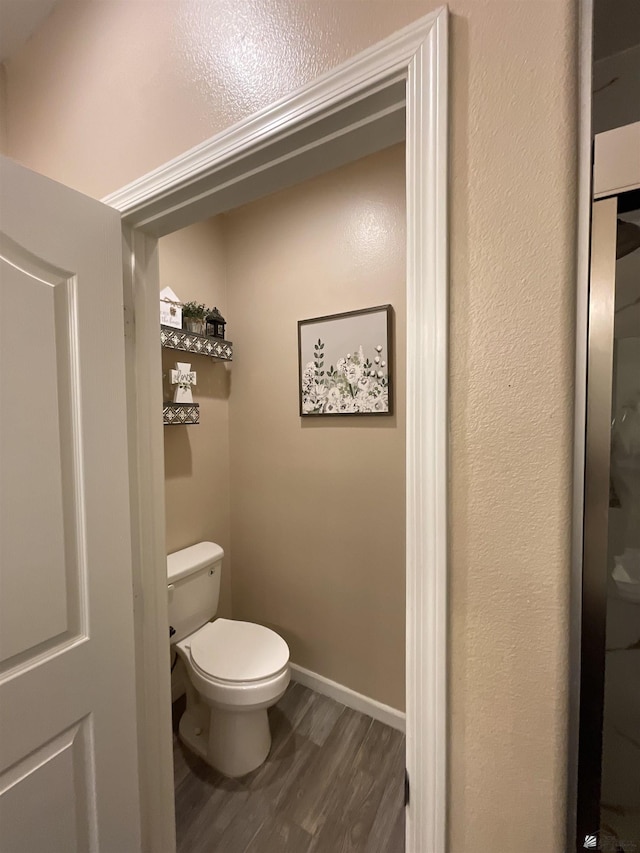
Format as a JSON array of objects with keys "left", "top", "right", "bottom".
[{"left": 181, "top": 301, "right": 208, "bottom": 319}]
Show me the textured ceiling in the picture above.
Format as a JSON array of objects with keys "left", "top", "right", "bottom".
[{"left": 0, "top": 0, "right": 59, "bottom": 63}]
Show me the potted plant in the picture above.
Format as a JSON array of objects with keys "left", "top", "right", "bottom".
[{"left": 181, "top": 301, "right": 208, "bottom": 335}]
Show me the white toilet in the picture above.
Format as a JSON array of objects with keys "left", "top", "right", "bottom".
[{"left": 167, "top": 541, "right": 290, "bottom": 777}]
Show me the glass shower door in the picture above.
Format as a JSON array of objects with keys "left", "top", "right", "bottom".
[
  {"left": 600, "top": 198, "right": 640, "bottom": 852},
  {"left": 577, "top": 192, "right": 640, "bottom": 853}
]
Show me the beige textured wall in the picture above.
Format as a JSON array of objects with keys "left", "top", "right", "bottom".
[
  {"left": 226, "top": 144, "right": 406, "bottom": 711},
  {"left": 3, "top": 2, "right": 577, "bottom": 850},
  {"left": 158, "top": 219, "right": 232, "bottom": 618}
]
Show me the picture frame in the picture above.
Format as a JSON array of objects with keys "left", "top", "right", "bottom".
[{"left": 298, "top": 305, "right": 393, "bottom": 416}]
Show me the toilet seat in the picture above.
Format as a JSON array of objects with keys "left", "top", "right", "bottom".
[{"left": 187, "top": 618, "right": 289, "bottom": 684}]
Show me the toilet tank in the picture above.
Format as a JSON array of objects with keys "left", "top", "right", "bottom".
[{"left": 167, "top": 542, "right": 223, "bottom": 643}]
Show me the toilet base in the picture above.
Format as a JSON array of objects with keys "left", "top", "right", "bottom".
[
  {"left": 179, "top": 702, "right": 272, "bottom": 777},
  {"left": 177, "top": 705, "right": 209, "bottom": 763}
]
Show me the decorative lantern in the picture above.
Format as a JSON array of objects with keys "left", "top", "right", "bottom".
[{"left": 206, "top": 307, "right": 226, "bottom": 339}]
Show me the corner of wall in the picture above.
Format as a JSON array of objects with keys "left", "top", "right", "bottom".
[
  {"left": 159, "top": 217, "right": 233, "bottom": 619},
  {"left": 0, "top": 63, "right": 8, "bottom": 155}
]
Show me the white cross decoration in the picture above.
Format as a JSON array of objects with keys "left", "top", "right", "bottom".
[{"left": 170, "top": 362, "right": 197, "bottom": 404}]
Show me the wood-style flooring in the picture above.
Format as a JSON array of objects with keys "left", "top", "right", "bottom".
[{"left": 173, "top": 682, "right": 405, "bottom": 852}]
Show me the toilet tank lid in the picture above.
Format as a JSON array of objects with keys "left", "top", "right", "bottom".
[{"left": 167, "top": 542, "right": 224, "bottom": 583}]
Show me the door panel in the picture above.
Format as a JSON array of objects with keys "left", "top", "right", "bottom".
[
  {"left": 1, "top": 238, "right": 82, "bottom": 667},
  {"left": 0, "top": 719, "right": 94, "bottom": 853},
  {"left": 0, "top": 157, "right": 142, "bottom": 852}
]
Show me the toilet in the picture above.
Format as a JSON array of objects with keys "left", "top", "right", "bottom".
[{"left": 168, "top": 541, "right": 290, "bottom": 777}]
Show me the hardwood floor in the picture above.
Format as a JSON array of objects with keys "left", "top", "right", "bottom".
[{"left": 173, "top": 682, "right": 405, "bottom": 852}]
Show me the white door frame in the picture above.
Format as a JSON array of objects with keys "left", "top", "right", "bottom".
[{"left": 105, "top": 10, "right": 448, "bottom": 852}]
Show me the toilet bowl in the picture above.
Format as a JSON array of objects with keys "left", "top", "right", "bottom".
[
  {"left": 175, "top": 618, "right": 290, "bottom": 776},
  {"left": 168, "top": 543, "right": 290, "bottom": 777}
]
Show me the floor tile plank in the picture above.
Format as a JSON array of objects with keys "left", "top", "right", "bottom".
[
  {"left": 295, "top": 691, "right": 345, "bottom": 746},
  {"left": 174, "top": 683, "right": 404, "bottom": 853},
  {"left": 284, "top": 707, "right": 373, "bottom": 836},
  {"left": 353, "top": 719, "right": 405, "bottom": 779},
  {"left": 308, "top": 767, "right": 385, "bottom": 853},
  {"left": 245, "top": 814, "right": 313, "bottom": 853},
  {"left": 363, "top": 749, "right": 405, "bottom": 853}
]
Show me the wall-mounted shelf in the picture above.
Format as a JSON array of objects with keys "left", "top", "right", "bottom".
[
  {"left": 163, "top": 402, "right": 199, "bottom": 426},
  {"left": 160, "top": 325, "right": 233, "bottom": 361}
]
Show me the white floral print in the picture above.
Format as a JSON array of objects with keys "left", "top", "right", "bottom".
[{"left": 301, "top": 339, "right": 388, "bottom": 414}]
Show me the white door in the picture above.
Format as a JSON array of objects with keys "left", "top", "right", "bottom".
[{"left": 0, "top": 157, "right": 142, "bottom": 852}]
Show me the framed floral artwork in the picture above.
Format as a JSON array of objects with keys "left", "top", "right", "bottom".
[{"left": 298, "top": 305, "right": 393, "bottom": 416}]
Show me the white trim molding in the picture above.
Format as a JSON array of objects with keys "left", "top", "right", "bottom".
[
  {"left": 567, "top": 1, "right": 593, "bottom": 847},
  {"left": 405, "top": 14, "right": 448, "bottom": 853},
  {"left": 120, "top": 225, "right": 176, "bottom": 853},
  {"left": 289, "top": 664, "right": 406, "bottom": 733},
  {"left": 107, "top": 10, "right": 448, "bottom": 853}
]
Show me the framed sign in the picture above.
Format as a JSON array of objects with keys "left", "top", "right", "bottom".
[{"left": 298, "top": 305, "right": 393, "bottom": 416}]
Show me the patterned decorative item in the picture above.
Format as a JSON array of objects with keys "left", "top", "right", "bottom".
[
  {"left": 170, "top": 362, "right": 197, "bottom": 404},
  {"left": 163, "top": 403, "right": 200, "bottom": 425},
  {"left": 161, "top": 325, "right": 233, "bottom": 361}
]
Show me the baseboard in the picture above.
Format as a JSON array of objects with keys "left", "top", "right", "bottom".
[{"left": 289, "top": 663, "right": 405, "bottom": 733}]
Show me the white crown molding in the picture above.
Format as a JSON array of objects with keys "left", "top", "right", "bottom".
[
  {"left": 112, "top": 10, "right": 448, "bottom": 853},
  {"left": 104, "top": 10, "right": 442, "bottom": 220}
]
